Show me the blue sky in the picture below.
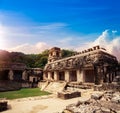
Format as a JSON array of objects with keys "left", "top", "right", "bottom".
[{"left": 0, "top": 0, "right": 120, "bottom": 57}]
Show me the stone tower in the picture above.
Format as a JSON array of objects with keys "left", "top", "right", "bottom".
[{"left": 48, "top": 47, "right": 62, "bottom": 63}]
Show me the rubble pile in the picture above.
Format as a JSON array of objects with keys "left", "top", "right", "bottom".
[
  {"left": 94, "top": 83, "right": 120, "bottom": 91},
  {"left": 63, "top": 91, "right": 120, "bottom": 113}
]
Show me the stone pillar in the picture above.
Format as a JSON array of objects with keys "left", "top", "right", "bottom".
[
  {"left": 94, "top": 66, "right": 104, "bottom": 85},
  {"left": 113, "top": 72, "right": 116, "bottom": 81},
  {"left": 22, "top": 70, "right": 28, "bottom": 80},
  {"left": 65, "top": 70, "right": 70, "bottom": 82},
  {"left": 8, "top": 70, "right": 14, "bottom": 80},
  {"left": 94, "top": 66, "right": 99, "bottom": 85},
  {"left": 77, "top": 69, "right": 84, "bottom": 83},
  {"left": 48, "top": 72, "right": 52, "bottom": 80},
  {"left": 43, "top": 72, "right": 48, "bottom": 80},
  {"left": 54, "top": 71, "right": 59, "bottom": 81},
  {"left": 109, "top": 73, "right": 112, "bottom": 83},
  {"left": 111, "top": 73, "right": 114, "bottom": 82}
]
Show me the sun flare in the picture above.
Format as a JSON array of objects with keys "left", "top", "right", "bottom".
[
  {"left": 0, "top": 25, "right": 6, "bottom": 50},
  {"left": 0, "top": 38, "right": 5, "bottom": 49}
]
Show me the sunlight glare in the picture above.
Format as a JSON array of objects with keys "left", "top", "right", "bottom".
[{"left": 0, "top": 24, "right": 6, "bottom": 50}]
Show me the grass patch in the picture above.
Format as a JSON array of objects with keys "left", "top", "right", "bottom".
[{"left": 0, "top": 88, "right": 51, "bottom": 99}]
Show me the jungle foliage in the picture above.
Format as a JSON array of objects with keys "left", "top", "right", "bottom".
[{"left": 0, "top": 49, "right": 76, "bottom": 69}]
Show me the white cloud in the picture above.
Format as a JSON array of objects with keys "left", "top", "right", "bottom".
[
  {"left": 58, "top": 37, "right": 73, "bottom": 43},
  {"left": 1, "top": 23, "right": 67, "bottom": 37},
  {"left": 112, "top": 30, "right": 117, "bottom": 34},
  {"left": 76, "top": 30, "right": 120, "bottom": 61},
  {"left": 8, "top": 42, "right": 51, "bottom": 54},
  {"left": 0, "top": 22, "right": 69, "bottom": 49},
  {"left": 1, "top": 13, "right": 120, "bottom": 60},
  {"left": 34, "top": 23, "right": 67, "bottom": 30},
  {"left": 89, "top": 30, "right": 109, "bottom": 48},
  {"left": 0, "top": 23, "right": 7, "bottom": 49}
]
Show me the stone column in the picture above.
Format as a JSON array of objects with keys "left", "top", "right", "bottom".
[
  {"left": 8, "top": 70, "right": 14, "bottom": 80},
  {"left": 43, "top": 72, "right": 48, "bottom": 80},
  {"left": 94, "top": 66, "right": 99, "bottom": 85},
  {"left": 48, "top": 72, "right": 52, "bottom": 80},
  {"left": 113, "top": 72, "right": 116, "bottom": 81},
  {"left": 109, "top": 73, "right": 112, "bottom": 83},
  {"left": 54, "top": 71, "right": 59, "bottom": 81},
  {"left": 95, "top": 66, "right": 104, "bottom": 84},
  {"left": 65, "top": 70, "right": 70, "bottom": 82},
  {"left": 111, "top": 73, "right": 114, "bottom": 82},
  {"left": 22, "top": 70, "right": 27, "bottom": 80},
  {"left": 77, "top": 69, "right": 84, "bottom": 83}
]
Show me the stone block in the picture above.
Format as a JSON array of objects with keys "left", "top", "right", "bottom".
[
  {"left": 101, "top": 107, "right": 110, "bottom": 113},
  {"left": 111, "top": 96, "right": 120, "bottom": 103},
  {"left": 91, "top": 92, "right": 104, "bottom": 100},
  {"left": 57, "top": 91, "right": 81, "bottom": 99},
  {"left": 0, "top": 101, "right": 8, "bottom": 112}
]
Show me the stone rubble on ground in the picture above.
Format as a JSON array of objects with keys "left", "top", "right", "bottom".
[{"left": 62, "top": 91, "right": 120, "bottom": 113}]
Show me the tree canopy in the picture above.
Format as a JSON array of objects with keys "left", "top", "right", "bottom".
[{"left": 0, "top": 49, "right": 76, "bottom": 69}]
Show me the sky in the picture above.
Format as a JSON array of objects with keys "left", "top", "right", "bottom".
[{"left": 0, "top": 0, "right": 120, "bottom": 60}]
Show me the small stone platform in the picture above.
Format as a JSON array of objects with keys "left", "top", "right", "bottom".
[
  {"left": 57, "top": 91, "right": 81, "bottom": 99},
  {"left": 0, "top": 101, "right": 8, "bottom": 112}
]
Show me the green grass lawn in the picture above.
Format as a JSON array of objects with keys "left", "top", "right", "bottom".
[{"left": 0, "top": 88, "right": 51, "bottom": 99}]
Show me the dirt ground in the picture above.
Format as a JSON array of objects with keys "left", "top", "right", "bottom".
[{"left": 3, "top": 89, "right": 93, "bottom": 113}]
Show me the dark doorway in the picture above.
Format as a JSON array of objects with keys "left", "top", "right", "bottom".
[
  {"left": 85, "top": 70, "right": 95, "bottom": 83},
  {"left": 33, "top": 78, "right": 36, "bottom": 83},
  {"left": 45, "top": 72, "right": 48, "bottom": 78},
  {"left": 13, "top": 70, "right": 22, "bottom": 81},
  {"left": 70, "top": 70, "right": 77, "bottom": 81},
  {"left": 51, "top": 72, "right": 54, "bottom": 79},
  {"left": 0, "top": 70, "right": 9, "bottom": 80},
  {"left": 59, "top": 71, "right": 65, "bottom": 81}
]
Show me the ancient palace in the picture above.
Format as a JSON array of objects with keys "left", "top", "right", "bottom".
[{"left": 43, "top": 46, "right": 118, "bottom": 85}]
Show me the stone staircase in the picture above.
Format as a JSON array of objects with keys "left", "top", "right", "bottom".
[
  {"left": 38, "top": 81, "right": 67, "bottom": 94},
  {"left": 67, "top": 82, "right": 94, "bottom": 91}
]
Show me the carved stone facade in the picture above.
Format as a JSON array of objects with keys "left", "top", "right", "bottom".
[
  {"left": 48, "top": 47, "right": 62, "bottom": 63},
  {"left": 43, "top": 46, "right": 118, "bottom": 85}
]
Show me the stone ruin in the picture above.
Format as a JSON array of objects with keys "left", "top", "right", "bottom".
[
  {"left": 41, "top": 45, "right": 120, "bottom": 103},
  {"left": 57, "top": 91, "right": 81, "bottom": 99},
  {"left": 0, "top": 61, "right": 43, "bottom": 91},
  {"left": 43, "top": 46, "right": 119, "bottom": 85},
  {"left": 63, "top": 91, "right": 120, "bottom": 113},
  {"left": 0, "top": 99, "right": 8, "bottom": 112}
]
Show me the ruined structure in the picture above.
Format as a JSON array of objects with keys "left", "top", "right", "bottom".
[
  {"left": 43, "top": 46, "right": 118, "bottom": 85},
  {"left": 0, "top": 62, "right": 42, "bottom": 91},
  {"left": 0, "top": 61, "right": 26, "bottom": 81}
]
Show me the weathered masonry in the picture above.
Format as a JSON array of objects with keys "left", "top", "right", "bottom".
[
  {"left": 0, "top": 61, "right": 26, "bottom": 81},
  {"left": 0, "top": 62, "right": 42, "bottom": 91},
  {"left": 43, "top": 46, "right": 118, "bottom": 85},
  {"left": 0, "top": 62, "right": 42, "bottom": 82}
]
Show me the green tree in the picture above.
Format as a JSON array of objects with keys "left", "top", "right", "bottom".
[
  {"left": 0, "top": 49, "right": 77, "bottom": 69},
  {"left": 62, "top": 49, "right": 76, "bottom": 58},
  {"left": 34, "top": 50, "right": 49, "bottom": 68}
]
